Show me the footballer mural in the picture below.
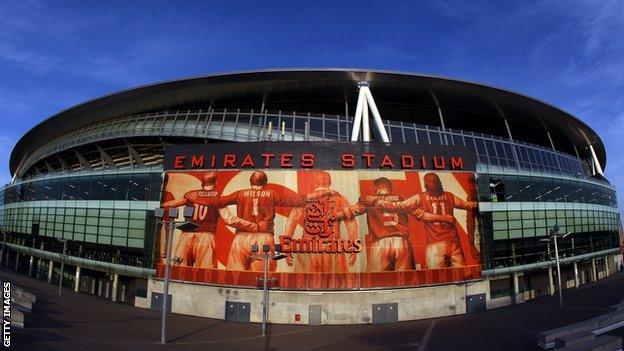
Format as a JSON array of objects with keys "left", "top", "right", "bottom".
[{"left": 157, "top": 168, "right": 481, "bottom": 289}]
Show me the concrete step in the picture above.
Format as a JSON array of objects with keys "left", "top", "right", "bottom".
[
  {"left": 539, "top": 310, "right": 624, "bottom": 349},
  {"left": 555, "top": 330, "right": 595, "bottom": 349},
  {"left": 10, "top": 308, "right": 24, "bottom": 328},
  {"left": 558, "top": 335, "right": 621, "bottom": 351},
  {"left": 13, "top": 286, "right": 36, "bottom": 304},
  {"left": 11, "top": 296, "right": 32, "bottom": 313}
]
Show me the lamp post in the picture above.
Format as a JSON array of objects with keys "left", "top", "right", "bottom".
[
  {"left": 250, "top": 243, "right": 286, "bottom": 337},
  {"left": 540, "top": 225, "right": 572, "bottom": 308},
  {"left": 56, "top": 238, "right": 69, "bottom": 296},
  {"left": 154, "top": 206, "right": 197, "bottom": 344}
]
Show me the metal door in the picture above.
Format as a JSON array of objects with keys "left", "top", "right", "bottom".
[
  {"left": 372, "top": 303, "right": 398, "bottom": 324},
  {"left": 151, "top": 292, "right": 172, "bottom": 312},
  {"left": 309, "top": 305, "right": 322, "bottom": 325},
  {"left": 225, "top": 301, "right": 251, "bottom": 322},
  {"left": 466, "top": 293, "right": 486, "bottom": 313}
]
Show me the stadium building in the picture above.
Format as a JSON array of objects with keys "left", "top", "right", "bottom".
[{"left": 1, "top": 69, "right": 621, "bottom": 324}]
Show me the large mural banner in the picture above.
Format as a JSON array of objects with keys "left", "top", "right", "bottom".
[{"left": 156, "top": 142, "right": 481, "bottom": 289}]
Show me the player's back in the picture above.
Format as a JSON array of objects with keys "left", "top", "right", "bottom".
[
  {"left": 366, "top": 193, "right": 409, "bottom": 239},
  {"left": 419, "top": 191, "right": 458, "bottom": 242},
  {"left": 235, "top": 188, "right": 277, "bottom": 232},
  {"left": 185, "top": 189, "right": 219, "bottom": 233}
]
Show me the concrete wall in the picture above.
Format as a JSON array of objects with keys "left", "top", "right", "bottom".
[
  {"left": 135, "top": 296, "right": 149, "bottom": 309},
  {"left": 135, "top": 253, "right": 623, "bottom": 324},
  {"left": 144, "top": 278, "right": 489, "bottom": 325}
]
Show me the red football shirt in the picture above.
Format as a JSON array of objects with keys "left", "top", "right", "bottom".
[
  {"left": 418, "top": 191, "right": 459, "bottom": 243},
  {"left": 184, "top": 189, "right": 219, "bottom": 233},
  {"left": 216, "top": 188, "right": 306, "bottom": 234},
  {"left": 364, "top": 193, "right": 409, "bottom": 240}
]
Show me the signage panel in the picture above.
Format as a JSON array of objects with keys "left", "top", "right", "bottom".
[{"left": 157, "top": 142, "right": 481, "bottom": 289}]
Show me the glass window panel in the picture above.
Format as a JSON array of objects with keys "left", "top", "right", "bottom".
[
  {"left": 112, "top": 227, "right": 127, "bottom": 236},
  {"left": 404, "top": 129, "right": 416, "bottom": 143},
  {"left": 97, "top": 236, "right": 111, "bottom": 244},
  {"left": 98, "top": 226, "right": 112, "bottom": 236},
  {"left": 112, "top": 237, "right": 127, "bottom": 246},
  {"left": 129, "top": 211, "right": 145, "bottom": 219},
  {"left": 493, "top": 221, "right": 507, "bottom": 230},
  {"left": 128, "top": 229, "right": 144, "bottom": 239},
  {"left": 113, "top": 218, "right": 128, "bottom": 227},
  {"left": 523, "top": 228, "right": 536, "bottom": 237},
  {"left": 390, "top": 127, "right": 403, "bottom": 143},
  {"left": 509, "top": 229, "right": 522, "bottom": 239},
  {"left": 428, "top": 131, "right": 441, "bottom": 145},
  {"left": 492, "top": 212, "right": 507, "bottom": 221},
  {"left": 508, "top": 220, "right": 522, "bottom": 229},
  {"left": 100, "top": 209, "right": 113, "bottom": 218},
  {"left": 128, "top": 238, "right": 144, "bottom": 248},
  {"left": 493, "top": 230, "right": 508, "bottom": 240},
  {"left": 416, "top": 130, "right": 429, "bottom": 144},
  {"left": 129, "top": 219, "right": 145, "bottom": 229}
]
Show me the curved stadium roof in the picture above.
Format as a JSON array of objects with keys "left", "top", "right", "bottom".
[{"left": 10, "top": 69, "right": 606, "bottom": 175}]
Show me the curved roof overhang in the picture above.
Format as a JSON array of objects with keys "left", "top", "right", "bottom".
[{"left": 10, "top": 69, "right": 606, "bottom": 175}]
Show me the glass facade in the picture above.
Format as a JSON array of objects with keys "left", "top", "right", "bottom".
[
  {"left": 0, "top": 172, "right": 163, "bottom": 203},
  {"left": 0, "top": 171, "right": 162, "bottom": 268},
  {"left": 476, "top": 173, "right": 617, "bottom": 206},
  {"left": 20, "top": 109, "right": 590, "bottom": 180}
]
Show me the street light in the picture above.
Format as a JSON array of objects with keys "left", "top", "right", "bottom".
[
  {"left": 540, "top": 225, "right": 572, "bottom": 308},
  {"left": 250, "top": 243, "right": 286, "bottom": 337},
  {"left": 56, "top": 238, "right": 69, "bottom": 296},
  {"left": 154, "top": 206, "right": 198, "bottom": 344}
]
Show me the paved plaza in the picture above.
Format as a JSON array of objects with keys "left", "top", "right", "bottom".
[{"left": 6, "top": 269, "right": 624, "bottom": 350}]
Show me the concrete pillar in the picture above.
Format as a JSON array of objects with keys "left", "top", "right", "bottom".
[
  {"left": 512, "top": 272, "right": 520, "bottom": 303},
  {"left": 547, "top": 266, "right": 555, "bottom": 295},
  {"left": 111, "top": 273, "right": 119, "bottom": 302},
  {"left": 573, "top": 262, "right": 580, "bottom": 287},
  {"left": 28, "top": 255, "right": 34, "bottom": 277},
  {"left": 592, "top": 258, "right": 598, "bottom": 282},
  {"left": 4, "top": 249, "right": 9, "bottom": 268},
  {"left": 47, "top": 260, "right": 54, "bottom": 283},
  {"left": 74, "top": 266, "right": 81, "bottom": 292},
  {"left": 14, "top": 251, "right": 19, "bottom": 271}
]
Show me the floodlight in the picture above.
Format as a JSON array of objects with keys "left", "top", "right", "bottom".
[
  {"left": 154, "top": 207, "right": 165, "bottom": 219},
  {"left": 262, "top": 244, "right": 270, "bottom": 253},
  {"left": 274, "top": 244, "right": 282, "bottom": 253},
  {"left": 251, "top": 244, "right": 259, "bottom": 253},
  {"left": 167, "top": 207, "right": 179, "bottom": 218},
  {"left": 183, "top": 206, "right": 194, "bottom": 220}
]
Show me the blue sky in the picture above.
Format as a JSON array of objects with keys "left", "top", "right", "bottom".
[{"left": 1, "top": 1, "right": 623, "bottom": 208}]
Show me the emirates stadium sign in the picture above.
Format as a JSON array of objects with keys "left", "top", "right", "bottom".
[
  {"left": 164, "top": 141, "right": 475, "bottom": 170},
  {"left": 158, "top": 142, "right": 481, "bottom": 290}
]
